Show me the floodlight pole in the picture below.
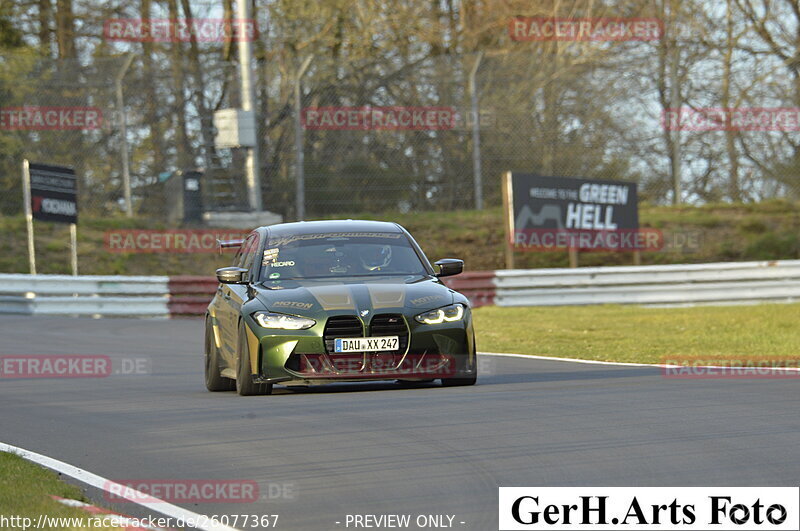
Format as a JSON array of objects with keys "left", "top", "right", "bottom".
[{"left": 238, "top": 0, "right": 262, "bottom": 212}]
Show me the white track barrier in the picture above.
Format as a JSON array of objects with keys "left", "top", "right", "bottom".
[
  {"left": 494, "top": 260, "right": 800, "bottom": 307},
  {"left": 1, "top": 260, "right": 799, "bottom": 317},
  {"left": 0, "top": 274, "right": 169, "bottom": 317}
]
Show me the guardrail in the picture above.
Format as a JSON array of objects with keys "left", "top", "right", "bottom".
[
  {"left": 442, "top": 272, "right": 496, "bottom": 308},
  {"left": 0, "top": 272, "right": 497, "bottom": 316},
  {"left": 163, "top": 273, "right": 496, "bottom": 314},
  {"left": 493, "top": 260, "right": 800, "bottom": 307},
  {"left": 0, "top": 274, "right": 170, "bottom": 317},
  {"left": 1, "top": 260, "right": 798, "bottom": 317},
  {"left": 168, "top": 276, "right": 218, "bottom": 316}
]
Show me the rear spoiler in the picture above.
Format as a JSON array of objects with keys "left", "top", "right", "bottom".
[{"left": 217, "top": 238, "right": 243, "bottom": 254}]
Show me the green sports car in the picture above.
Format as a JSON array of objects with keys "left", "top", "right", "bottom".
[{"left": 205, "top": 219, "right": 477, "bottom": 395}]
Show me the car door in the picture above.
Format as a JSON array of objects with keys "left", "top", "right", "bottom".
[
  {"left": 209, "top": 240, "right": 242, "bottom": 369},
  {"left": 214, "top": 232, "right": 254, "bottom": 364},
  {"left": 219, "top": 232, "right": 261, "bottom": 364}
]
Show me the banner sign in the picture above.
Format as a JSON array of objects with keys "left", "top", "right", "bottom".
[
  {"left": 499, "top": 487, "right": 799, "bottom": 531},
  {"left": 29, "top": 163, "right": 78, "bottom": 224},
  {"left": 504, "top": 173, "right": 640, "bottom": 251}
]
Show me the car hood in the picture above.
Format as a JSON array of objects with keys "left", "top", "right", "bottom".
[{"left": 253, "top": 275, "right": 455, "bottom": 317}]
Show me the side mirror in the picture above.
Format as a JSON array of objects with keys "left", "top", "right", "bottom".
[
  {"left": 434, "top": 259, "right": 463, "bottom": 278},
  {"left": 216, "top": 266, "right": 249, "bottom": 284}
]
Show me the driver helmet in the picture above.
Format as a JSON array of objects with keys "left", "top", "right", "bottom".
[{"left": 359, "top": 244, "right": 392, "bottom": 271}]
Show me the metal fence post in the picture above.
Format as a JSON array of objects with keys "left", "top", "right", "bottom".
[
  {"left": 22, "top": 159, "right": 36, "bottom": 275},
  {"left": 469, "top": 51, "right": 484, "bottom": 210},
  {"left": 115, "top": 53, "right": 135, "bottom": 218},
  {"left": 294, "top": 55, "right": 313, "bottom": 220}
]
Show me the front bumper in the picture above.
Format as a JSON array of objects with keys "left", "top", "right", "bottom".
[{"left": 246, "top": 314, "right": 476, "bottom": 385}]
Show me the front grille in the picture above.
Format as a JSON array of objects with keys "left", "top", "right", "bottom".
[
  {"left": 369, "top": 314, "right": 409, "bottom": 353},
  {"left": 324, "top": 315, "right": 363, "bottom": 353},
  {"left": 286, "top": 314, "right": 421, "bottom": 376}
]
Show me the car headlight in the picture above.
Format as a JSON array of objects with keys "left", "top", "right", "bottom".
[
  {"left": 414, "top": 304, "right": 464, "bottom": 324},
  {"left": 253, "top": 311, "right": 316, "bottom": 330}
]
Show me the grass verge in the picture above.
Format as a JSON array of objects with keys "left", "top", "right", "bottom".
[
  {"left": 0, "top": 451, "right": 119, "bottom": 529},
  {"left": 1, "top": 200, "right": 799, "bottom": 275},
  {"left": 472, "top": 303, "right": 800, "bottom": 365}
]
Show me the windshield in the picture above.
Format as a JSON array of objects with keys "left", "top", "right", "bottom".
[{"left": 260, "top": 232, "right": 428, "bottom": 280}]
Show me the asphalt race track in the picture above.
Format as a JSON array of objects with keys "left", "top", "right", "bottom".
[{"left": 1, "top": 315, "right": 799, "bottom": 530}]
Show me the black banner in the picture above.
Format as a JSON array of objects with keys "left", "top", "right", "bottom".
[
  {"left": 29, "top": 163, "right": 78, "bottom": 224},
  {"left": 507, "top": 173, "right": 639, "bottom": 251}
]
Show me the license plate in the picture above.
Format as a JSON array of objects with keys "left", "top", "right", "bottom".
[{"left": 334, "top": 336, "right": 399, "bottom": 353}]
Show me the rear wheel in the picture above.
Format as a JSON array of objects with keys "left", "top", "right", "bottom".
[
  {"left": 236, "top": 321, "right": 273, "bottom": 396},
  {"left": 205, "top": 316, "right": 234, "bottom": 392}
]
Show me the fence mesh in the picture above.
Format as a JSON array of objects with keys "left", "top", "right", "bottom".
[{"left": 1, "top": 19, "right": 799, "bottom": 221}]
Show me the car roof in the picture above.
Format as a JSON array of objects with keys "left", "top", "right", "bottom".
[{"left": 260, "top": 219, "right": 404, "bottom": 237}]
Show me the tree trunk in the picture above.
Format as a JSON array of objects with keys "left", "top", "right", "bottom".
[
  {"left": 168, "top": 0, "right": 191, "bottom": 169},
  {"left": 140, "top": 0, "right": 167, "bottom": 176},
  {"left": 722, "top": 0, "right": 740, "bottom": 201},
  {"left": 55, "top": 0, "right": 75, "bottom": 58},
  {"left": 181, "top": 0, "right": 223, "bottom": 206},
  {"left": 38, "top": 0, "right": 51, "bottom": 56}
]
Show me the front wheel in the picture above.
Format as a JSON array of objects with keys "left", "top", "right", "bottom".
[
  {"left": 441, "top": 374, "right": 477, "bottom": 387},
  {"left": 236, "top": 321, "right": 273, "bottom": 396}
]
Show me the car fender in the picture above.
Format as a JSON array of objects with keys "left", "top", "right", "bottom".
[{"left": 241, "top": 318, "right": 261, "bottom": 376}]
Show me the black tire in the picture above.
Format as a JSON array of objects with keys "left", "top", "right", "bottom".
[
  {"left": 395, "top": 379, "right": 435, "bottom": 389},
  {"left": 236, "top": 321, "right": 272, "bottom": 396},
  {"left": 441, "top": 374, "right": 477, "bottom": 387},
  {"left": 205, "top": 316, "right": 235, "bottom": 392},
  {"left": 441, "top": 344, "right": 477, "bottom": 387}
]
